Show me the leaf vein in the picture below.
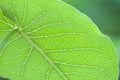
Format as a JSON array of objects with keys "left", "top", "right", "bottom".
[
  {"left": 21, "top": 46, "right": 33, "bottom": 80},
  {"left": 21, "top": 32, "right": 68, "bottom": 80},
  {"left": 23, "top": 9, "right": 73, "bottom": 30}
]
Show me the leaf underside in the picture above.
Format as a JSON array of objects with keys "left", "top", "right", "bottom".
[{"left": 0, "top": 0, "right": 118, "bottom": 80}]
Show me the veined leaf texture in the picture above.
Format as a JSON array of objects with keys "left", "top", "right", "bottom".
[{"left": 0, "top": 0, "right": 119, "bottom": 80}]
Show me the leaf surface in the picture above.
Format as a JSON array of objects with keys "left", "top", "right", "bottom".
[{"left": 0, "top": 0, "right": 118, "bottom": 80}]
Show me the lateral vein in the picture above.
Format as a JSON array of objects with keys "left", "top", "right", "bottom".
[{"left": 21, "top": 31, "right": 68, "bottom": 80}]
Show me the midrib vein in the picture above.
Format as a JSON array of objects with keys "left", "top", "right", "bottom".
[{"left": 21, "top": 31, "right": 68, "bottom": 80}]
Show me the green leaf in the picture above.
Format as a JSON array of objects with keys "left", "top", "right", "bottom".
[
  {"left": 0, "top": 0, "right": 119, "bottom": 80},
  {"left": 63, "top": 0, "right": 120, "bottom": 36}
]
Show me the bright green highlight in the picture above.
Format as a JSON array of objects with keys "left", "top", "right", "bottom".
[{"left": 0, "top": 0, "right": 119, "bottom": 80}]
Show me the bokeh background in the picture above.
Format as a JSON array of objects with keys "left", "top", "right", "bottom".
[{"left": 63, "top": 0, "right": 120, "bottom": 79}]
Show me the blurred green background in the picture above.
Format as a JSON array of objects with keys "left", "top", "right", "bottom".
[{"left": 63, "top": 0, "right": 120, "bottom": 79}]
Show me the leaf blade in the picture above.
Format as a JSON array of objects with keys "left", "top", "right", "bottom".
[{"left": 0, "top": 0, "right": 119, "bottom": 80}]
